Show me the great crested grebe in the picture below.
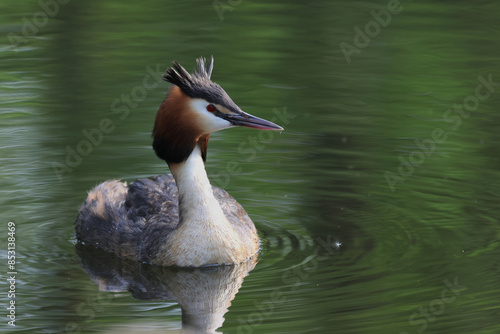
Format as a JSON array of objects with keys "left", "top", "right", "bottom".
[{"left": 75, "top": 57, "right": 283, "bottom": 267}]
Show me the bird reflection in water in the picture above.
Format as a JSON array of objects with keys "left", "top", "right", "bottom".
[{"left": 76, "top": 244, "right": 256, "bottom": 333}]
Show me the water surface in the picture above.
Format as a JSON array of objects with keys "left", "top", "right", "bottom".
[{"left": 1, "top": 1, "right": 499, "bottom": 333}]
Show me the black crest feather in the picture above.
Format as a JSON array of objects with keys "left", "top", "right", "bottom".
[
  {"left": 162, "top": 56, "right": 213, "bottom": 91},
  {"left": 161, "top": 56, "right": 239, "bottom": 112}
]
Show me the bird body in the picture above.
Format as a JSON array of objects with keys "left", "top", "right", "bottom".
[{"left": 75, "top": 57, "right": 282, "bottom": 267}]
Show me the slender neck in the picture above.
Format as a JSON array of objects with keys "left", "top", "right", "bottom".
[
  {"left": 159, "top": 143, "right": 254, "bottom": 267},
  {"left": 168, "top": 145, "right": 228, "bottom": 225}
]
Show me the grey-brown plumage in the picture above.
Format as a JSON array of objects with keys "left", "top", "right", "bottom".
[{"left": 75, "top": 174, "right": 256, "bottom": 264}]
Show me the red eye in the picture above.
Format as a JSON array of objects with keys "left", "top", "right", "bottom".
[{"left": 206, "top": 104, "right": 216, "bottom": 112}]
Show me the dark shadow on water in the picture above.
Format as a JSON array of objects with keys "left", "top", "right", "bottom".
[{"left": 76, "top": 243, "right": 257, "bottom": 333}]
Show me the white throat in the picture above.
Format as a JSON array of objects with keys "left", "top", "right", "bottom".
[
  {"left": 171, "top": 145, "right": 227, "bottom": 224},
  {"left": 162, "top": 145, "right": 245, "bottom": 267}
]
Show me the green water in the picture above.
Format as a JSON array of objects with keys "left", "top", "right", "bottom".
[{"left": 1, "top": 0, "right": 499, "bottom": 333}]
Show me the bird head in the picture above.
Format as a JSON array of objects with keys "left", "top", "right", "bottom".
[{"left": 153, "top": 56, "right": 283, "bottom": 164}]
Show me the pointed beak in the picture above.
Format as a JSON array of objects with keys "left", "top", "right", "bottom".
[{"left": 221, "top": 110, "right": 283, "bottom": 130}]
